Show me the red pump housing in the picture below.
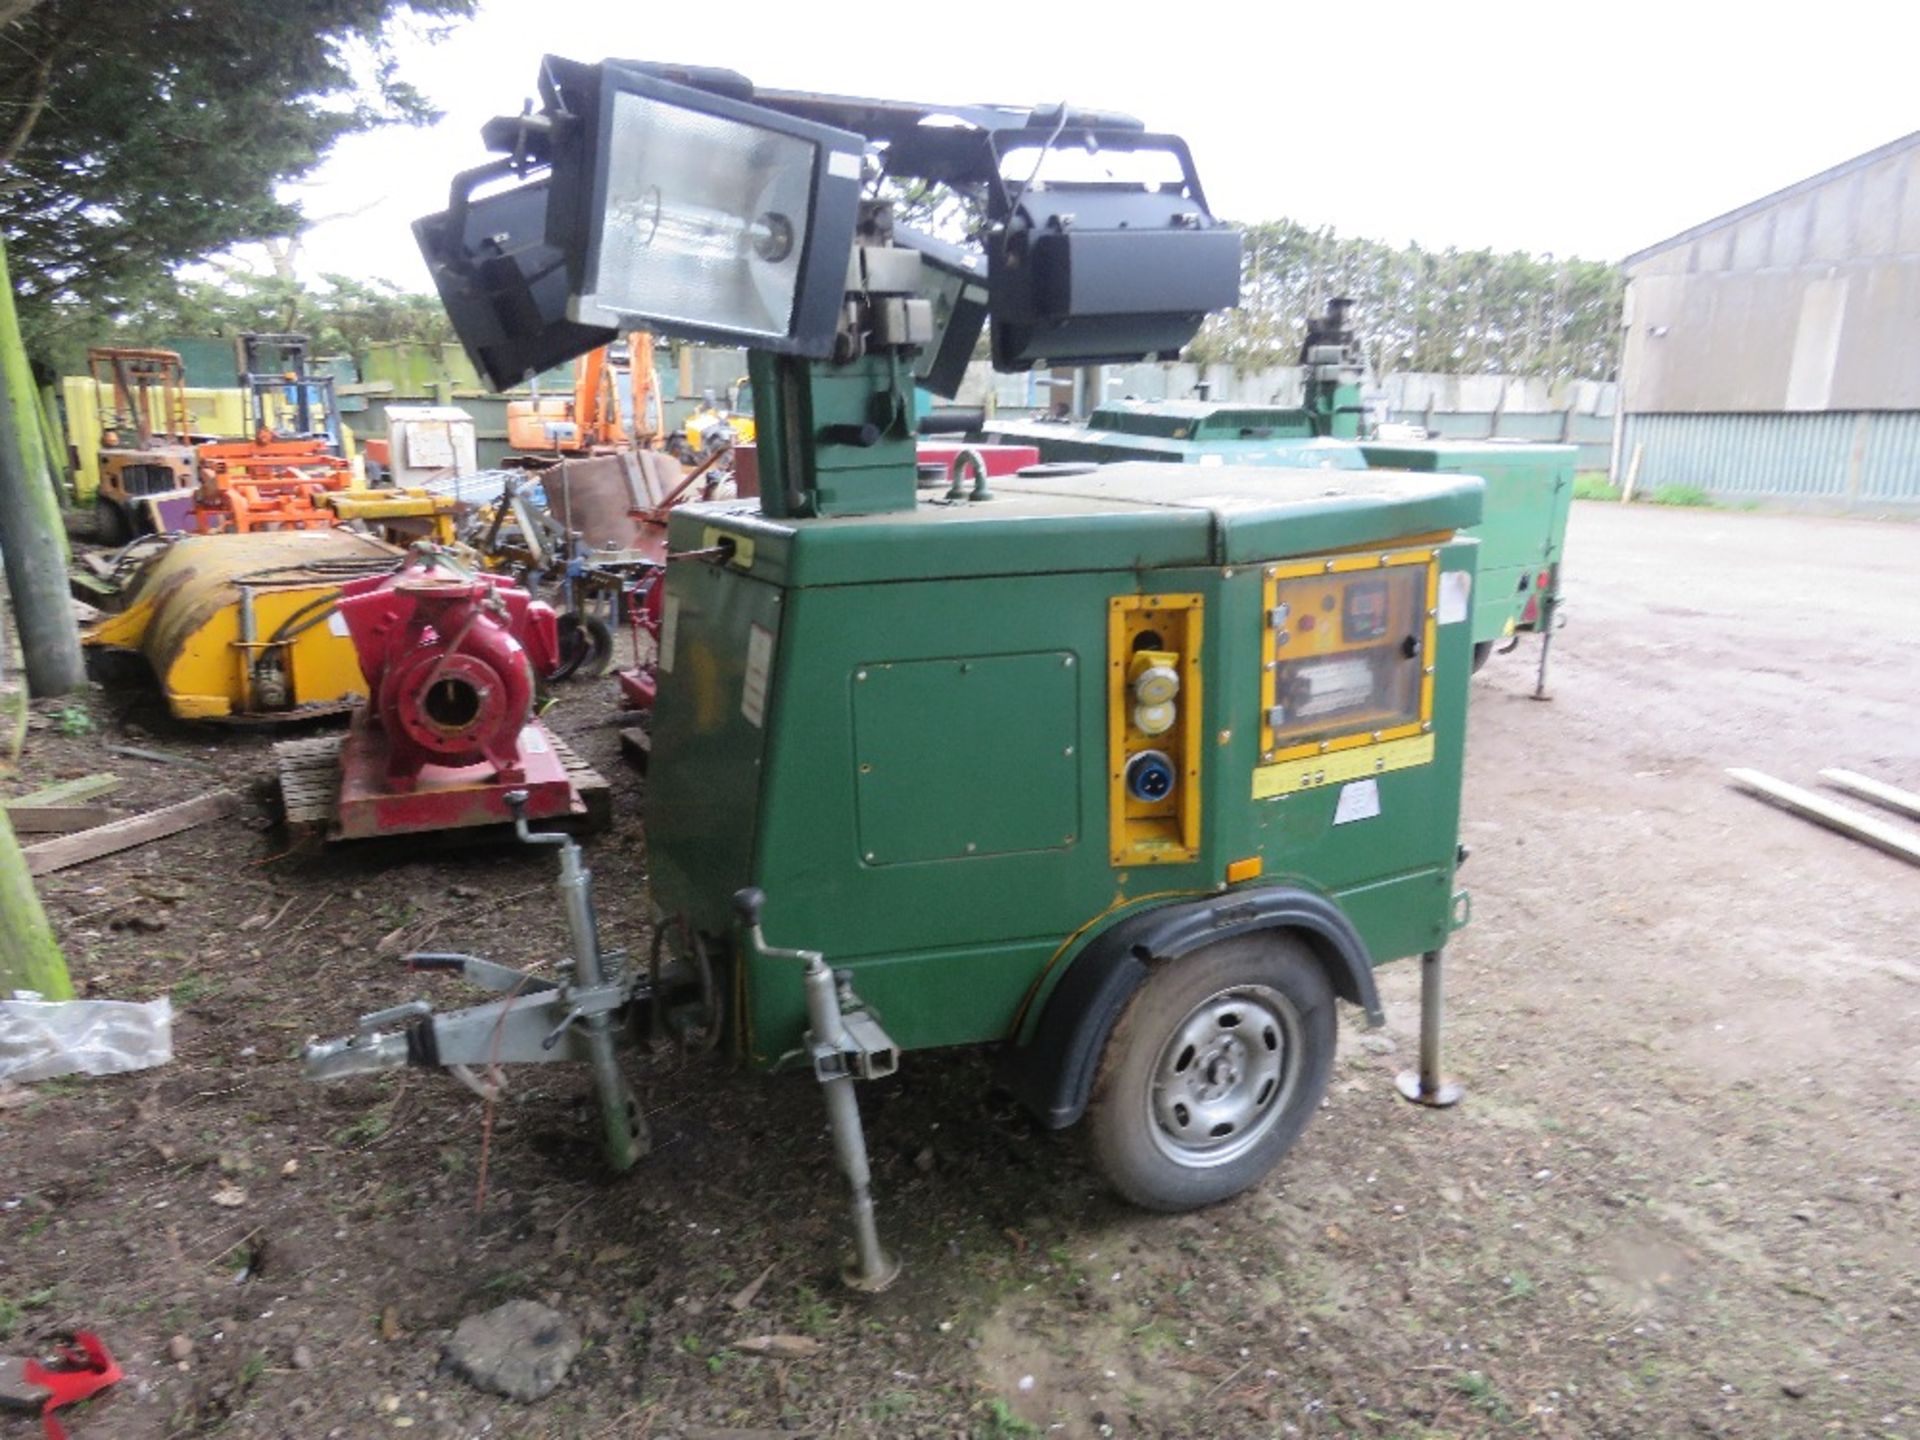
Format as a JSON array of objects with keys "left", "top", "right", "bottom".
[
  {"left": 328, "top": 562, "right": 578, "bottom": 838},
  {"left": 337, "top": 571, "right": 557, "bottom": 786}
]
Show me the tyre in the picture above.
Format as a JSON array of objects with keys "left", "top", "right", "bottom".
[
  {"left": 1471, "top": 639, "right": 1493, "bottom": 674},
  {"left": 1089, "top": 933, "right": 1335, "bottom": 1212},
  {"left": 574, "top": 615, "right": 616, "bottom": 678},
  {"left": 550, "top": 611, "right": 615, "bottom": 682},
  {"left": 94, "top": 497, "right": 130, "bottom": 546}
]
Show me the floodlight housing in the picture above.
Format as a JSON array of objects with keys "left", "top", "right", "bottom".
[
  {"left": 414, "top": 173, "right": 619, "bottom": 392},
  {"left": 541, "top": 59, "right": 865, "bottom": 356},
  {"left": 892, "top": 223, "right": 988, "bottom": 398},
  {"left": 985, "top": 129, "right": 1241, "bottom": 371}
]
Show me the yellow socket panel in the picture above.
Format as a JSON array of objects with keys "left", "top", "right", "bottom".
[{"left": 1109, "top": 593, "right": 1203, "bottom": 866}]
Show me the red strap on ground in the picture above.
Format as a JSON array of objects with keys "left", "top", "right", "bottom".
[{"left": 22, "top": 1333, "right": 120, "bottom": 1440}]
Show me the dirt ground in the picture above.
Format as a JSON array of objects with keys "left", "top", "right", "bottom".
[{"left": 2, "top": 499, "right": 1916, "bottom": 1440}]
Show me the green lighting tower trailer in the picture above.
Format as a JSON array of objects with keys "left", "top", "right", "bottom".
[
  {"left": 305, "top": 58, "right": 1483, "bottom": 1290},
  {"left": 984, "top": 298, "right": 1573, "bottom": 694}
]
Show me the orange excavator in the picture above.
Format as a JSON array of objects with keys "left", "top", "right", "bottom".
[{"left": 505, "top": 331, "right": 661, "bottom": 456}]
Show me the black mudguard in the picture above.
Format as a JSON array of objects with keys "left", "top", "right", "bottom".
[{"left": 997, "top": 887, "right": 1382, "bottom": 1130}]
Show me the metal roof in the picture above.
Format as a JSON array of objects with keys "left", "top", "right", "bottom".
[{"left": 1622, "top": 129, "right": 1920, "bottom": 269}]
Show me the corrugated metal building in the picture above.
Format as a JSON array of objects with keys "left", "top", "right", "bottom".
[{"left": 1614, "top": 131, "right": 1920, "bottom": 508}]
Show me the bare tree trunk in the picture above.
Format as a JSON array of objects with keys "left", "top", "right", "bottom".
[
  {"left": 0, "top": 236, "right": 82, "bottom": 696},
  {"left": 0, "top": 804, "right": 73, "bottom": 999}
]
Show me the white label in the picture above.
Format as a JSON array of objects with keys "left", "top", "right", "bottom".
[
  {"left": 404, "top": 422, "right": 455, "bottom": 468},
  {"left": 827, "top": 149, "right": 862, "bottom": 180},
  {"left": 741, "top": 623, "right": 775, "bottom": 728},
  {"left": 1438, "top": 569, "right": 1472, "bottom": 625},
  {"left": 1333, "top": 778, "right": 1382, "bottom": 825},
  {"left": 658, "top": 594, "right": 680, "bottom": 675},
  {"left": 520, "top": 726, "right": 548, "bottom": 754},
  {"left": 327, "top": 611, "right": 349, "bottom": 637}
]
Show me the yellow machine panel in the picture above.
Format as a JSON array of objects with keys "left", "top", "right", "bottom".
[
  {"left": 1254, "top": 547, "right": 1439, "bottom": 794},
  {"left": 85, "top": 531, "right": 400, "bottom": 720},
  {"left": 1108, "top": 592, "right": 1203, "bottom": 866},
  {"left": 61, "top": 375, "right": 249, "bottom": 502}
]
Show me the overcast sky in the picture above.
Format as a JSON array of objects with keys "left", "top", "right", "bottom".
[{"left": 288, "top": 0, "right": 1920, "bottom": 287}]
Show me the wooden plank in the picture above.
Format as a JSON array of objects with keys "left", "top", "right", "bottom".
[
  {"left": 4, "top": 804, "right": 114, "bottom": 834},
  {"left": 24, "top": 791, "right": 238, "bottom": 876},
  {"left": 1727, "top": 768, "right": 1920, "bottom": 867},
  {"left": 1620, "top": 440, "right": 1644, "bottom": 504},
  {"left": 106, "top": 743, "right": 210, "bottom": 768},
  {"left": 1819, "top": 768, "right": 1920, "bottom": 823},
  {"left": 13, "top": 773, "right": 120, "bottom": 806}
]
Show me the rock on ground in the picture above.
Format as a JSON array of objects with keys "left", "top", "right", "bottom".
[{"left": 442, "top": 1300, "right": 581, "bottom": 1402}]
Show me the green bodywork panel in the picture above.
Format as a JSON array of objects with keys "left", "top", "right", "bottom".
[
  {"left": 853, "top": 652, "right": 1082, "bottom": 864},
  {"left": 646, "top": 464, "right": 1482, "bottom": 1069},
  {"left": 987, "top": 401, "right": 1571, "bottom": 647},
  {"left": 750, "top": 351, "right": 921, "bottom": 519},
  {"left": 1357, "top": 440, "right": 1574, "bottom": 640},
  {"left": 987, "top": 402, "right": 1370, "bottom": 471}
]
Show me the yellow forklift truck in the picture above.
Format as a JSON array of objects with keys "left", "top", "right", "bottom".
[{"left": 86, "top": 347, "right": 205, "bottom": 542}]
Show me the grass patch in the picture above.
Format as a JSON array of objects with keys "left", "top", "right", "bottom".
[
  {"left": 330, "top": 1112, "right": 389, "bottom": 1147},
  {"left": 1573, "top": 471, "right": 1619, "bottom": 501},
  {"left": 0, "top": 1288, "right": 56, "bottom": 1341},
  {"left": 1452, "top": 1370, "right": 1514, "bottom": 1423},
  {"left": 169, "top": 975, "right": 223, "bottom": 1006},
  {"left": 1648, "top": 483, "right": 1714, "bottom": 507},
  {"left": 971, "top": 1398, "right": 1042, "bottom": 1439}
]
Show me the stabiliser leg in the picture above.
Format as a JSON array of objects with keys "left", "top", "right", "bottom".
[
  {"left": 506, "top": 790, "right": 649, "bottom": 1170},
  {"left": 735, "top": 888, "right": 901, "bottom": 1293},
  {"left": 1396, "top": 948, "right": 1465, "bottom": 1108},
  {"left": 1531, "top": 596, "right": 1558, "bottom": 701},
  {"left": 303, "top": 792, "right": 649, "bottom": 1173}
]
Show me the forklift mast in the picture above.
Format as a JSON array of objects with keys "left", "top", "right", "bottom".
[{"left": 235, "top": 332, "right": 339, "bottom": 450}]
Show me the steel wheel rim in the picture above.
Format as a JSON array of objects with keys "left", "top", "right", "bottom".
[{"left": 1147, "top": 983, "right": 1298, "bottom": 1168}]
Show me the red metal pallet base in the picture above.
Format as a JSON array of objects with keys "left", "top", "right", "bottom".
[{"left": 332, "top": 714, "right": 581, "bottom": 840}]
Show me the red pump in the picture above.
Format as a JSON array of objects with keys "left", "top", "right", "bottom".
[
  {"left": 328, "top": 560, "right": 581, "bottom": 839},
  {"left": 338, "top": 572, "right": 557, "bottom": 786}
]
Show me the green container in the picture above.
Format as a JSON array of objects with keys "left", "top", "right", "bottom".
[
  {"left": 987, "top": 400, "right": 1371, "bottom": 471},
  {"left": 1356, "top": 439, "right": 1574, "bottom": 647},
  {"left": 646, "top": 462, "right": 1482, "bottom": 1072},
  {"left": 986, "top": 402, "right": 1572, "bottom": 652}
]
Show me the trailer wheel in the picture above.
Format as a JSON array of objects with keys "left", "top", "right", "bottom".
[
  {"left": 1471, "top": 640, "right": 1493, "bottom": 674},
  {"left": 1089, "top": 933, "right": 1334, "bottom": 1212}
]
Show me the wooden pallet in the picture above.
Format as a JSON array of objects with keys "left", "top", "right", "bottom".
[
  {"left": 273, "top": 727, "right": 611, "bottom": 844},
  {"left": 273, "top": 733, "right": 344, "bottom": 839}
]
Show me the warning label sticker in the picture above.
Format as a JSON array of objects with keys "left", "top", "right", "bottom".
[
  {"left": 741, "top": 623, "right": 774, "bottom": 728},
  {"left": 1333, "top": 778, "right": 1382, "bottom": 825},
  {"left": 658, "top": 594, "right": 680, "bottom": 674}
]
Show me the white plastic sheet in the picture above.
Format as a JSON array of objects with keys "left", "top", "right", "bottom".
[{"left": 0, "top": 995, "right": 174, "bottom": 1081}]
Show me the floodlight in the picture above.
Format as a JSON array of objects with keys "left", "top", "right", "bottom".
[
  {"left": 987, "top": 129, "right": 1242, "bottom": 370},
  {"left": 414, "top": 173, "right": 618, "bottom": 392},
  {"left": 543, "top": 61, "right": 866, "bottom": 357},
  {"left": 891, "top": 223, "right": 988, "bottom": 398}
]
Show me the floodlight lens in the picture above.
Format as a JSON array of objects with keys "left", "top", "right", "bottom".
[{"left": 586, "top": 91, "right": 817, "bottom": 338}]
